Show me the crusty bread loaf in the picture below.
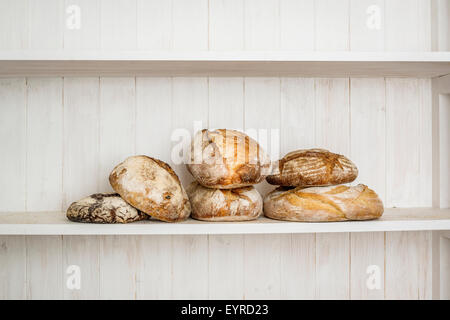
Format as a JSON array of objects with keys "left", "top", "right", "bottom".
[
  {"left": 109, "top": 155, "right": 191, "bottom": 222},
  {"left": 264, "top": 184, "right": 383, "bottom": 222},
  {"left": 186, "top": 129, "right": 271, "bottom": 189},
  {"left": 186, "top": 181, "right": 263, "bottom": 221},
  {"left": 67, "top": 193, "right": 148, "bottom": 223},
  {"left": 266, "top": 149, "right": 358, "bottom": 187}
]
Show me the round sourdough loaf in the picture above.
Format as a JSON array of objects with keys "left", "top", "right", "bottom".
[
  {"left": 66, "top": 193, "right": 148, "bottom": 223},
  {"left": 109, "top": 155, "right": 191, "bottom": 222},
  {"left": 266, "top": 149, "right": 358, "bottom": 187},
  {"left": 264, "top": 184, "right": 383, "bottom": 222},
  {"left": 186, "top": 181, "right": 263, "bottom": 221},
  {"left": 187, "top": 129, "right": 271, "bottom": 189}
]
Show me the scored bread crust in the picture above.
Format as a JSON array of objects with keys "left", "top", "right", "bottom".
[
  {"left": 187, "top": 129, "right": 271, "bottom": 189},
  {"left": 66, "top": 193, "right": 148, "bottom": 223},
  {"left": 186, "top": 181, "right": 263, "bottom": 221},
  {"left": 109, "top": 155, "right": 191, "bottom": 222},
  {"left": 266, "top": 149, "right": 358, "bottom": 187},
  {"left": 264, "top": 184, "right": 384, "bottom": 222}
]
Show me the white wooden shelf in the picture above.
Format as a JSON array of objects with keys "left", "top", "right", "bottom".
[
  {"left": 0, "top": 51, "right": 449, "bottom": 77},
  {"left": 0, "top": 208, "right": 449, "bottom": 235}
]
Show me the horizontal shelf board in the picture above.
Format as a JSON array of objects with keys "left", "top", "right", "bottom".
[
  {"left": 0, "top": 208, "right": 449, "bottom": 235},
  {"left": 0, "top": 51, "right": 449, "bottom": 77}
]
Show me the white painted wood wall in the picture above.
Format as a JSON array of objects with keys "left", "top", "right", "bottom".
[{"left": 0, "top": 0, "right": 447, "bottom": 299}]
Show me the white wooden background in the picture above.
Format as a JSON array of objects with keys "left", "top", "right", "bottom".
[{"left": 0, "top": 0, "right": 447, "bottom": 299}]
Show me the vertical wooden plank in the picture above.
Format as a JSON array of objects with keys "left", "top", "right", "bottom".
[
  {"left": 207, "top": 77, "right": 245, "bottom": 299},
  {"left": 172, "top": 235, "right": 208, "bottom": 299},
  {"left": 26, "top": 236, "right": 63, "bottom": 299},
  {"left": 315, "top": 78, "right": 350, "bottom": 155},
  {"left": 385, "top": 231, "right": 432, "bottom": 299},
  {"left": 315, "top": 0, "right": 349, "bottom": 51},
  {"left": 418, "top": 0, "right": 432, "bottom": 51},
  {"left": 0, "top": 78, "right": 26, "bottom": 212},
  {"left": 278, "top": 78, "right": 316, "bottom": 299},
  {"left": 350, "top": 78, "right": 386, "bottom": 203},
  {"left": 172, "top": 0, "right": 208, "bottom": 50},
  {"left": 386, "top": 78, "right": 421, "bottom": 207},
  {"left": 29, "top": 0, "right": 63, "bottom": 49},
  {"left": 418, "top": 79, "right": 433, "bottom": 207},
  {"left": 0, "top": 236, "right": 26, "bottom": 299},
  {"left": 136, "top": 77, "right": 172, "bottom": 162},
  {"left": 279, "top": 0, "right": 314, "bottom": 50},
  {"left": 63, "top": 77, "right": 99, "bottom": 208},
  {"left": 385, "top": 0, "right": 419, "bottom": 51},
  {"left": 350, "top": 0, "right": 384, "bottom": 51},
  {"left": 99, "top": 236, "right": 140, "bottom": 299},
  {"left": 209, "top": 0, "right": 244, "bottom": 50},
  {"left": 280, "top": 78, "right": 315, "bottom": 151},
  {"left": 27, "top": 78, "right": 63, "bottom": 211},
  {"left": 316, "top": 233, "right": 350, "bottom": 299},
  {"left": 244, "top": 77, "right": 280, "bottom": 197},
  {"left": 63, "top": 0, "right": 101, "bottom": 49},
  {"left": 208, "top": 77, "right": 244, "bottom": 130},
  {"left": 98, "top": 77, "right": 135, "bottom": 192},
  {"left": 63, "top": 236, "right": 99, "bottom": 299},
  {"left": 350, "top": 232, "right": 385, "bottom": 299},
  {"left": 244, "top": 234, "right": 281, "bottom": 299},
  {"left": 171, "top": 77, "right": 208, "bottom": 186},
  {"left": 0, "top": 0, "right": 28, "bottom": 49},
  {"left": 439, "top": 94, "right": 450, "bottom": 208},
  {"left": 280, "top": 234, "right": 315, "bottom": 299},
  {"left": 244, "top": 0, "right": 280, "bottom": 50},
  {"left": 208, "top": 235, "right": 244, "bottom": 299},
  {"left": 101, "top": 0, "right": 137, "bottom": 49},
  {"left": 137, "top": 0, "right": 172, "bottom": 50},
  {"left": 136, "top": 235, "right": 172, "bottom": 299}
]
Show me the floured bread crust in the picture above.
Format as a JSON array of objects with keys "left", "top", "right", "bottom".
[
  {"left": 264, "top": 184, "right": 384, "bottom": 222},
  {"left": 66, "top": 193, "right": 148, "bottom": 223},
  {"left": 187, "top": 129, "right": 271, "bottom": 189},
  {"left": 186, "top": 181, "right": 263, "bottom": 221},
  {"left": 266, "top": 149, "right": 358, "bottom": 187},
  {"left": 109, "top": 155, "right": 191, "bottom": 222}
]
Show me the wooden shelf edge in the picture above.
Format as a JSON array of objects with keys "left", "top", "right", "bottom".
[{"left": 0, "top": 208, "right": 449, "bottom": 235}]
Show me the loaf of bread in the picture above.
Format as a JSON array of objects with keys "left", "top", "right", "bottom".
[
  {"left": 109, "top": 155, "right": 191, "bottom": 222},
  {"left": 264, "top": 184, "right": 383, "bottom": 222},
  {"left": 186, "top": 129, "right": 271, "bottom": 189},
  {"left": 266, "top": 149, "right": 358, "bottom": 187},
  {"left": 66, "top": 193, "right": 148, "bottom": 223},
  {"left": 186, "top": 181, "right": 263, "bottom": 221}
]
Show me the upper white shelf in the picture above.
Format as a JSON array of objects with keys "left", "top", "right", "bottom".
[
  {"left": 0, "top": 51, "right": 449, "bottom": 77},
  {"left": 0, "top": 208, "right": 449, "bottom": 235}
]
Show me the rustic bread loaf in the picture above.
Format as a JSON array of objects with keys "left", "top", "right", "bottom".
[
  {"left": 266, "top": 148, "right": 358, "bottom": 187},
  {"left": 109, "top": 155, "right": 191, "bottom": 222},
  {"left": 187, "top": 129, "right": 271, "bottom": 189},
  {"left": 66, "top": 193, "right": 148, "bottom": 223},
  {"left": 264, "top": 184, "right": 383, "bottom": 222},
  {"left": 186, "top": 181, "right": 263, "bottom": 221}
]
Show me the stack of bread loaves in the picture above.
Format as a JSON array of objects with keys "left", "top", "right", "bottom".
[
  {"left": 67, "top": 155, "right": 191, "bottom": 223},
  {"left": 186, "top": 129, "right": 271, "bottom": 221},
  {"left": 264, "top": 149, "right": 384, "bottom": 222}
]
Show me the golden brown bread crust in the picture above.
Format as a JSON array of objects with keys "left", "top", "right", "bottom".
[
  {"left": 186, "top": 181, "right": 263, "bottom": 221},
  {"left": 264, "top": 184, "right": 384, "bottom": 222},
  {"left": 109, "top": 155, "right": 191, "bottom": 222},
  {"left": 186, "top": 129, "right": 271, "bottom": 189},
  {"left": 266, "top": 149, "right": 358, "bottom": 187}
]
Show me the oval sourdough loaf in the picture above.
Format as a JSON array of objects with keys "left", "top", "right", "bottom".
[
  {"left": 109, "top": 155, "right": 191, "bottom": 222},
  {"left": 266, "top": 148, "right": 358, "bottom": 187},
  {"left": 264, "top": 184, "right": 383, "bottom": 222},
  {"left": 187, "top": 129, "right": 271, "bottom": 189},
  {"left": 186, "top": 181, "right": 263, "bottom": 221},
  {"left": 66, "top": 193, "right": 148, "bottom": 223}
]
